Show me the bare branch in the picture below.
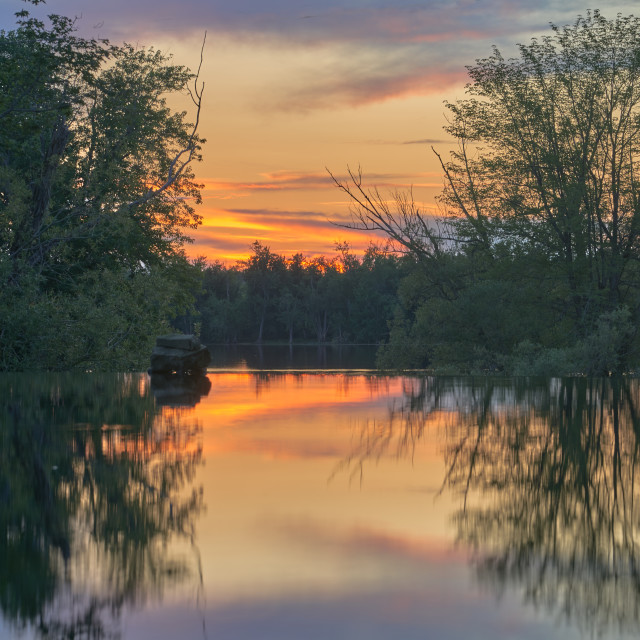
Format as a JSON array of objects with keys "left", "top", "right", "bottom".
[
  {"left": 125, "top": 34, "right": 206, "bottom": 211},
  {"left": 327, "top": 166, "right": 452, "bottom": 259}
]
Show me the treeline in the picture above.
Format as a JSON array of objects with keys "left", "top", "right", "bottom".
[
  {"left": 181, "top": 228, "right": 640, "bottom": 375},
  {"left": 173, "top": 241, "right": 407, "bottom": 345}
]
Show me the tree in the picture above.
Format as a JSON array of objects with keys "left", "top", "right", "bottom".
[
  {"left": 333, "top": 11, "right": 640, "bottom": 373},
  {"left": 242, "top": 241, "right": 287, "bottom": 343},
  {"left": 187, "top": 244, "right": 406, "bottom": 346},
  {"left": 437, "top": 10, "right": 640, "bottom": 319},
  {"left": 277, "top": 253, "right": 306, "bottom": 345},
  {"left": 0, "top": 5, "right": 205, "bottom": 370},
  {"left": 193, "top": 261, "right": 249, "bottom": 344},
  {"left": 348, "top": 243, "right": 405, "bottom": 343}
]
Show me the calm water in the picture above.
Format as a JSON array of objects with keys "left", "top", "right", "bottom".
[
  {"left": 1, "top": 372, "right": 639, "bottom": 639},
  {"left": 206, "top": 343, "right": 378, "bottom": 370}
]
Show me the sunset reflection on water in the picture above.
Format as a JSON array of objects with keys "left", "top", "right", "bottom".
[{"left": 3, "top": 373, "right": 640, "bottom": 639}]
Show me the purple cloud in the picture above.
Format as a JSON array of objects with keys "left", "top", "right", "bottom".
[
  {"left": 5, "top": 1, "right": 637, "bottom": 111},
  {"left": 10, "top": 0, "right": 636, "bottom": 45}
]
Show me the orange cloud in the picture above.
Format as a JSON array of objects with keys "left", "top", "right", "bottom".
[
  {"left": 185, "top": 221, "right": 381, "bottom": 264},
  {"left": 183, "top": 168, "right": 444, "bottom": 262},
  {"left": 199, "top": 171, "right": 443, "bottom": 197},
  {"left": 270, "top": 66, "right": 469, "bottom": 113}
]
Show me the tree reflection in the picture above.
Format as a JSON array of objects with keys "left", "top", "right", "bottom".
[
  {"left": 337, "top": 376, "right": 640, "bottom": 635},
  {"left": 446, "top": 378, "right": 640, "bottom": 637},
  {"left": 0, "top": 373, "right": 204, "bottom": 639},
  {"left": 331, "top": 377, "right": 455, "bottom": 485}
]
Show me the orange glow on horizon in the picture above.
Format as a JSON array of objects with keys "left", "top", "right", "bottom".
[
  {"left": 184, "top": 206, "right": 388, "bottom": 264},
  {"left": 155, "top": 30, "right": 463, "bottom": 265}
]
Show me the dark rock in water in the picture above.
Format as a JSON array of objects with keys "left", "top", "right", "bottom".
[
  {"left": 149, "top": 334, "right": 211, "bottom": 373},
  {"left": 150, "top": 345, "right": 210, "bottom": 373}
]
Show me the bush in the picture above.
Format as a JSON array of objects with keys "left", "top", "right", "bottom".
[
  {"left": 504, "top": 340, "right": 579, "bottom": 377},
  {"left": 575, "top": 307, "right": 637, "bottom": 376}
]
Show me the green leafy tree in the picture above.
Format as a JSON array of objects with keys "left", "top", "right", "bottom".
[
  {"left": 242, "top": 241, "right": 287, "bottom": 343},
  {"left": 194, "top": 261, "right": 249, "bottom": 343},
  {"left": 277, "top": 252, "right": 307, "bottom": 344},
  {"left": 0, "top": 4, "right": 205, "bottom": 370},
  {"left": 333, "top": 11, "right": 640, "bottom": 373},
  {"left": 347, "top": 243, "right": 404, "bottom": 344},
  {"left": 436, "top": 10, "right": 640, "bottom": 321},
  {"left": 301, "top": 256, "right": 338, "bottom": 343},
  {"left": 188, "top": 244, "right": 406, "bottom": 347}
]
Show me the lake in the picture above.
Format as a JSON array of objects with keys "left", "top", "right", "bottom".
[
  {"left": 206, "top": 343, "right": 378, "bottom": 370},
  {"left": 1, "top": 370, "right": 639, "bottom": 639}
]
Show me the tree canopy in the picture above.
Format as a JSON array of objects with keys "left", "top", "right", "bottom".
[
  {"left": 0, "top": 4, "right": 205, "bottom": 370},
  {"left": 173, "top": 241, "right": 406, "bottom": 347},
  {"left": 334, "top": 11, "right": 640, "bottom": 374}
]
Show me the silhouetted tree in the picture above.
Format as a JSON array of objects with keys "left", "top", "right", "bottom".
[
  {"left": 0, "top": 4, "right": 205, "bottom": 370},
  {"left": 331, "top": 12, "right": 640, "bottom": 374}
]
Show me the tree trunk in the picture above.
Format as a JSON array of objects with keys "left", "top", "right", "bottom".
[{"left": 257, "top": 310, "right": 265, "bottom": 344}]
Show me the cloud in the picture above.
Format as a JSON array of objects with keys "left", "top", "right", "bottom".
[
  {"left": 14, "top": 0, "right": 637, "bottom": 112},
  {"left": 402, "top": 139, "right": 448, "bottom": 145},
  {"left": 208, "top": 206, "right": 369, "bottom": 235},
  {"left": 200, "top": 171, "right": 441, "bottom": 198},
  {"left": 266, "top": 53, "right": 469, "bottom": 111},
  {"left": 185, "top": 207, "right": 381, "bottom": 263},
  {"left": 228, "top": 207, "right": 330, "bottom": 221},
  {"left": 200, "top": 173, "right": 333, "bottom": 195},
  {"left": 363, "top": 138, "right": 450, "bottom": 146},
  {"left": 22, "top": 0, "right": 636, "bottom": 47}
]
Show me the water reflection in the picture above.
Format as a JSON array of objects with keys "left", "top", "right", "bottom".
[
  {"left": 207, "top": 343, "right": 378, "bottom": 370},
  {"left": 5, "top": 372, "right": 640, "bottom": 638},
  {"left": 337, "top": 376, "right": 640, "bottom": 636},
  {"left": 0, "top": 373, "right": 203, "bottom": 639},
  {"left": 150, "top": 372, "right": 211, "bottom": 406}
]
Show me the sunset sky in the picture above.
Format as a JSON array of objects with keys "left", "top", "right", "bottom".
[{"left": 3, "top": 0, "right": 638, "bottom": 263}]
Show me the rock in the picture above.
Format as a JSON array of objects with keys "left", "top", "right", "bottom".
[{"left": 149, "top": 334, "right": 211, "bottom": 373}]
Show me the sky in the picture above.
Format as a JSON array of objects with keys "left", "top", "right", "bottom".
[{"left": 2, "top": 0, "right": 639, "bottom": 263}]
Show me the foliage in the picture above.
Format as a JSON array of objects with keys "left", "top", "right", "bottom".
[
  {"left": 333, "top": 11, "right": 640, "bottom": 374},
  {"left": 175, "top": 241, "right": 407, "bottom": 346},
  {"left": 0, "top": 5, "right": 205, "bottom": 370}
]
